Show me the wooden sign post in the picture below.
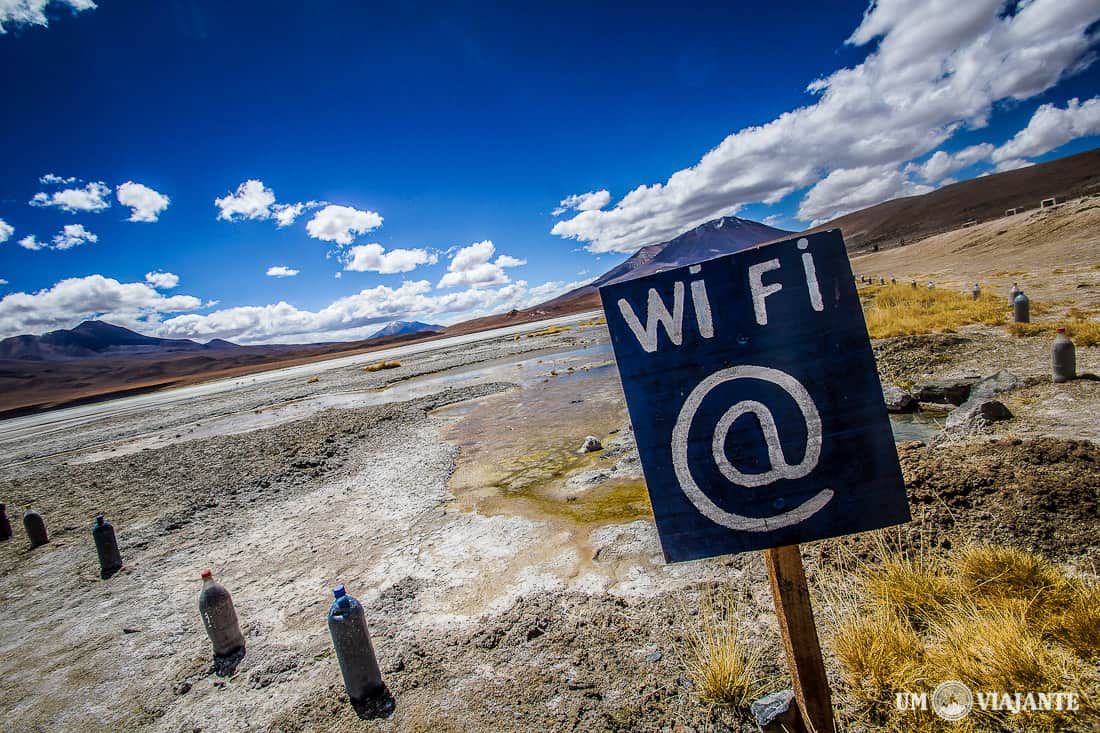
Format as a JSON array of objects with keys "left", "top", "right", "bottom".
[
  {"left": 764, "top": 544, "right": 834, "bottom": 733},
  {"left": 600, "top": 230, "right": 910, "bottom": 729}
]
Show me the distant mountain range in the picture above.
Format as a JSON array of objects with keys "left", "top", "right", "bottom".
[
  {"left": 0, "top": 320, "right": 239, "bottom": 361},
  {"left": 368, "top": 321, "right": 445, "bottom": 339}
]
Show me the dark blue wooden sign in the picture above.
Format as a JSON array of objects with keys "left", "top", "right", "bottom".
[{"left": 600, "top": 230, "right": 910, "bottom": 562}]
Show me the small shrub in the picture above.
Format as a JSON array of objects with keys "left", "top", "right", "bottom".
[
  {"left": 363, "top": 360, "right": 401, "bottom": 372},
  {"left": 680, "top": 591, "right": 770, "bottom": 709}
]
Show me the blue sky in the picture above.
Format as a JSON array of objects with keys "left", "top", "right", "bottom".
[{"left": 0, "top": 0, "right": 1098, "bottom": 343}]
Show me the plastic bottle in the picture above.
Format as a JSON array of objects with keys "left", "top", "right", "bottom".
[
  {"left": 0, "top": 504, "right": 11, "bottom": 542},
  {"left": 1013, "top": 291, "right": 1030, "bottom": 323},
  {"left": 92, "top": 515, "right": 123, "bottom": 578},
  {"left": 198, "top": 569, "right": 245, "bottom": 658},
  {"left": 327, "top": 585, "right": 384, "bottom": 702},
  {"left": 1010, "top": 282, "right": 1020, "bottom": 304},
  {"left": 23, "top": 508, "right": 48, "bottom": 548},
  {"left": 972, "top": 283, "right": 981, "bottom": 300},
  {"left": 1052, "top": 327, "right": 1076, "bottom": 383}
]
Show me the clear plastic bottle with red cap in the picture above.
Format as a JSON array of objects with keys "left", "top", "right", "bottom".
[{"left": 198, "top": 569, "right": 245, "bottom": 659}]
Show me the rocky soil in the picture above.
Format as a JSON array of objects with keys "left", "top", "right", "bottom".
[{"left": 1, "top": 316, "right": 1099, "bottom": 732}]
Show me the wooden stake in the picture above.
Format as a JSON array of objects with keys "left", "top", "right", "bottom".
[{"left": 763, "top": 544, "right": 835, "bottom": 733}]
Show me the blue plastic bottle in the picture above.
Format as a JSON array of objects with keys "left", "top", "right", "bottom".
[
  {"left": 1013, "top": 291, "right": 1030, "bottom": 323},
  {"left": 327, "top": 585, "right": 384, "bottom": 702},
  {"left": 92, "top": 515, "right": 123, "bottom": 578}
]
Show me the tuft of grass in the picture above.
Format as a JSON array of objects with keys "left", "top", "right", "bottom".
[
  {"left": 525, "top": 325, "right": 571, "bottom": 338},
  {"left": 362, "top": 360, "right": 401, "bottom": 372},
  {"left": 825, "top": 538, "right": 1100, "bottom": 731},
  {"left": 578, "top": 317, "right": 607, "bottom": 327},
  {"left": 861, "top": 284, "right": 1009, "bottom": 338},
  {"left": 306, "top": 376, "right": 320, "bottom": 384},
  {"left": 1006, "top": 320, "right": 1100, "bottom": 346},
  {"left": 680, "top": 591, "right": 771, "bottom": 709}
]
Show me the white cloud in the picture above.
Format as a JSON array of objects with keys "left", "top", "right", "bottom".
[
  {"left": 266, "top": 265, "right": 300, "bottom": 277},
  {"left": 0, "top": 279, "right": 7, "bottom": 286},
  {"left": 0, "top": 274, "right": 202, "bottom": 338},
  {"left": 798, "top": 164, "right": 934, "bottom": 224},
  {"left": 342, "top": 244, "right": 438, "bottom": 274},
  {"left": 553, "top": 190, "right": 611, "bottom": 216},
  {"left": 19, "top": 235, "right": 44, "bottom": 251},
  {"left": 305, "top": 204, "right": 384, "bottom": 245},
  {"left": 51, "top": 223, "right": 97, "bottom": 250},
  {"left": 145, "top": 271, "right": 179, "bottom": 289},
  {"left": 116, "top": 181, "right": 170, "bottom": 222},
  {"left": 993, "top": 158, "right": 1034, "bottom": 173},
  {"left": 437, "top": 240, "right": 526, "bottom": 289},
  {"left": 39, "top": 173, "right": 76, "bottom": 185},
  {"left": 31, "top": 181, "right": 111, "bottom": 213},
  {"left": 151, "top": 277, "right": 589, "bottom": 345},
  {"left": 551, "top": 0, "right": 1100, "bottom": 251},
  {"left": 0, "top": 219, "right": 12, "bottom": 243},
  {"left": 992, "top": 96, "right": 1100, "bottom": 164},
  {"left": 910, "top": 143, "right": 994, "bottom": 182},
  {"left": 215, "top": 179, "right": 276, "bottom": 221},
  {"left": 0, "top": 0, "right": 96, "bottom": 34}
]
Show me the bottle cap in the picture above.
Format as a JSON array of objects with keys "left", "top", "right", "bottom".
[
  {"left": 201, "top": 568, "right": 213, "bottom": 579},
  {"left": 95, "top": 514, "right": 105, "bottom": 525},
  {"left": 1057, "top": 327, "right": 1066, "bottom": 333},
  {"left": 332, "top": 584, "right": 346, "bottom": 600}
]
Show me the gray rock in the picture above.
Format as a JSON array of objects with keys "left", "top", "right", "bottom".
[
  {"left": 969, "top": 370, "right": 1021, "bottom": 400},
  {"left": 751, "top": 689, "right": 801, "bottom": 731},
  {"left": 578, "top": 436, "right": 603, "bottom": 453},
  {"left": 946, "top": 399, "right": 1013, "bottom": 429},
  {"left": 912, "top": 378, "right": 978, "bottom": 406},
  {"left": 882, "top": 383, "right": 916, "bottom": 413}
]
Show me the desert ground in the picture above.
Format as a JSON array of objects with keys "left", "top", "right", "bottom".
[{"left": 2, "top": 203, "right": 1100, "bottom": 733}]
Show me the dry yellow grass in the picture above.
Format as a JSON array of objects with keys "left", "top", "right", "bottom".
[
  {"left": 524, "top": 325, "right": 571, "bottom": 338},
  {"left": 860, "top": 285, "right": 1009, "bottom": 338},
  {"left": 1006, "top": 320, "right": 1100, "bottom": 346},
  {"left": 825, "top": 539, "right": 1099, "bottom": 732},
  {"left": 679, "top": 591, "right": 771, "bottom": 709},
  {"left": 362, "top": 360, "right": 401, "bottom": 372}
]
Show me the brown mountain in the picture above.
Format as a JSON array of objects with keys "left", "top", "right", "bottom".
[{"left": 804, "top": 146, "right": 1100, "bottom": 253}]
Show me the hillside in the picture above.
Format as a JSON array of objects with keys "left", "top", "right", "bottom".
[
  {"left": 0, "top": 320, "right": 226, "bottom": 361},
  {"left": 369, "top": 321, "right": 445, "bottom": 339},
  {"left": 806, "top": 146, "right": 1100, "bottom": 252}
]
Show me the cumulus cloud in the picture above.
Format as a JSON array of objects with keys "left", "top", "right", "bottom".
[
  {"left": 39, "top": 173, "right": 76, "bottom": 185},
  {"left": 305, "top": 204, "right": 384, "bottom": 245},
  {"left": 437, "top": 240, "right": 526, "bottom": 289},
  {"left": 342, "top": 244, "right": 438, "bottom": 274},
  {"left": 266, "top": 265, "right": 300, "bottom": 277},
  {"left": 51, "top": 223, "right": 97, "bottom": 250},
  {"left": 214, "top": 179, "right": 276, "bottom": 221},
  {"left": 993, "top": 158, "right": 1035, "bottom": 173},
  {"left": 553, "top": 190, "right": 611, "bottom": 216},
  {"left": 117, "top": 181, "right": 170, "bottom": 222},
  {"left": 909, "top": 143, "right": 994, "bottom": 182},
  {"left": 0, "top": 0, "right": 95, "bottom": 34},
  {"left": 31, "top": 181, "right": 111, "bottom": 213},
  {"left": 551, "top": 0, "right": 1100, "bottom": 251},
  {"left": 0, "top": 219, "right": 12, "bottom": 243},
  {"left": 152, "top": 275, "right": 589, "bottom": 344},
  {"left": 798, "top": 164, "right": 934, "bottom": 224},
  {"left": 145, "top": 271, "right": 179, "bottom": 289},
  {"left": 992, "top": 96, "right": 1100, "bottom": 164},
  {"left": 0, "top": 278, "right": 7, "bottom": 286},
  {"left": 0, "top": 274, "right": 202, "bottom": 338},
  {"left": 19, "top": 235, "right": 44, "bottom": 251}
]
